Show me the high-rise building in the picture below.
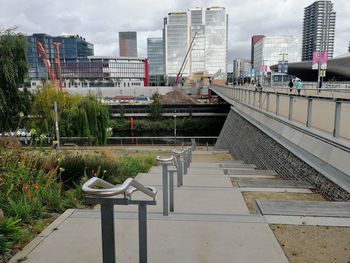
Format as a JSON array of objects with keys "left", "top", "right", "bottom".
[
  {"left": 253, "top": 36, "right": 300, "bottom": 75},
  {"left": 164, "top": 7, "right": 228, "bottom": 82},
  {"left": 147, "top": 37, "right": 165, "bottom": 86},
  {"left": 119, "top": 32, "right": 137, "bottom": 57},
  {"left": 302, "top": 1, "right": 336, "bottom": 61},
  {"left": 233, "top": 59, "right": 251, "bottom": 81},
  {"left": 251, "top": 35, "right": 265, "bottom": 66},
  {"left": 26, "top": 33, "right": 94, "bottom": 80}
]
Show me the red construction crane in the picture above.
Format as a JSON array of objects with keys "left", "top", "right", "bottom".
[
  {"left": 174, "top": 31, "right": 198, "bottom": 86},
  {"left": 37, "top": 41, "right": 63, "bottom": 91},
  {"left": 53, "top": 42, "right": 63, "bottom": 90}
]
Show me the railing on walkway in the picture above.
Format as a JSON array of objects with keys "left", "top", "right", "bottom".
[
  {"left": 211, "top": 85, "right": 350, "bottom": 141},
  {"left": 57, "top": 136, "right": 217, "bottom": 146}
]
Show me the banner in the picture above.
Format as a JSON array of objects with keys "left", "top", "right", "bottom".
[
  {"left": 312, "top": 52, "right": 319, "bottom": 70},
  {"left": 278, "top": 61, "right": 282, "bottom": 73},
  {"left": 321, "top": 51, "right": 328, "bottom": 70},
  {"left": 283, "top": 61, "right": 288, "bottom": 74}
]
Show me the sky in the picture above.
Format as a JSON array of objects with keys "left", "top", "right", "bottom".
[{"left": 0, "top": 0, "right": 349, "bottom": 71}]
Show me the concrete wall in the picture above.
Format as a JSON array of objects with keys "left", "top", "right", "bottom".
[{"left": 216, "top": 107, "right": 350, "bottom": 201}]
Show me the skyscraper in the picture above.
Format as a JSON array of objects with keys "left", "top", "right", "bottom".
[
  {"left": 119, "top": 32, "right": 137, "bottom": 57},
  {"left": 147, "top": 37, "right": 165, "bottom": 86},
  {"left": 251, "top": 35, "right": 265, "bottom": 66},
  {"left": 302, "top": 1, "right": 336, "bottom": 61},
  {"left": 164, "top": 7, "right": 228, "bottom": 82}
]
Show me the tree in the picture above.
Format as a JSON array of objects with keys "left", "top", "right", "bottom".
[
  {"left": 148, "top": 92, "right": 162, "bottom": 120},
  {"left": 0, "top": 28, "right": 31, "bottom": 131}
]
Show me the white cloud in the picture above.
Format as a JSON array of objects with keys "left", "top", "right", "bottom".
[{"left": 0, "top": 0, "right": 349, "bottom": 67}]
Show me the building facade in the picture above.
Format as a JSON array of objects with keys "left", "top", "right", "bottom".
[
  {"left": 60, "top": 56, "right": 149, "bottom": 88},
  {"left": 147, "top": 37, "right": 165, "bottom": 86},
  {"left": 26, "top": 34, "right": 94, "bottom": 81},
  {"left": 253, "top": 36, "right": 300, "bottom": 76},
  {"left": 164, "top": 7, "right": 228, "bottom": 83},
  {"left": 233, "top": 59, "right": 251, "bottom": 82},
  {"left": 302, "top": 1, "right": 336, "bottom": 61},
  {"left": 119, "top": 32, "right": 137, "bottom": 57},
  {"left": 251, "top": 35, "right": 265, "bottom": 67}
]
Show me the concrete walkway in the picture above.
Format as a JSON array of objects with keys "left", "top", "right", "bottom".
[{"left": 11, "top": 151, "right": 289, "bottom": 263}]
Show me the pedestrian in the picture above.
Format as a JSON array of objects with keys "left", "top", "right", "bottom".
[
  {"left": 288, "top": 79, "right": 294, "bottom": 93},
  {"left": 296, "top": 79, "right": 303, "bottom": 96}
]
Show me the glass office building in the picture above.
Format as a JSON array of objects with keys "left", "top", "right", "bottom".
[
  {"left": 164, "top": 7, "right": 228, "bottom": 82},
  {"left": 26, "top": 34, "right": 94, "bottom": 80},
  {"left": 205, "top": 7, "right": 228, "bottom": 75},
  {"left": 147, "top": 37, "right": 165, "bottom": 85},
  {"left": 165, "top": 12, "right": 189, "bottom": 78},
  {"left": 253, "top": 36, "right": 300, "bottom": 75}
]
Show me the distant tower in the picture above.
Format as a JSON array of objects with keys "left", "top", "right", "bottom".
[
  {"left": 119, "top": 32, "right": 137, "bottom": 57},
  {"left": 251, "top": 35, "right": 265, "bottom": 66},
  {"left": 302, "top": 1, "right": 336, "bottom": 61}
]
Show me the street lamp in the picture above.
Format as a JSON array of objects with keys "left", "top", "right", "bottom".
[{"left": 173, "top": 113, "right": 177, "bottom": 146}]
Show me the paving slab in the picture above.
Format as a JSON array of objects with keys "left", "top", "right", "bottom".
[
  {"left": 263, "top": 215, "right": 350, "bottom": 227},
  {"left": 237, "top": 178, "right": 314, "bottom": 189},
  {"left": 256, "top": 200, "right": 350, "bottom": 217},
  {"left": 239, "top": 187, "right": 313, "bottom": 193},
  {"left": 227, "top": 169, "right": 278, "bottom": 176},
  {"left": 18, "top": 212, "right": 288, "bottom": 263}
]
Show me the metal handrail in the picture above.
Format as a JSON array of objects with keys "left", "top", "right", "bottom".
[{"left": 82, "top": 177, "right": 156, "bottom": 199}]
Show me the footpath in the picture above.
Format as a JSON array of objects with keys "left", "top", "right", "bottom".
[{"left": 11, "top": 150, "right": 288, "bottom": 263}]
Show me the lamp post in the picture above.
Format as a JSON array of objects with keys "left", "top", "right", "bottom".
[
  {"left": 173, "top": 113, "right": 177, "bottom": 146},
  {"left": 279, "top": 53, "right": 288, "bottom": 83}
]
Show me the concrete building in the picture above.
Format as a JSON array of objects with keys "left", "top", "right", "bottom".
[
  {"left": 233, "top": 59, "right": 251, "bottom": 82},
  {"left": 302, "top": 1, "right": 336, "bottom": 61},
  {"left": 251, "top": 35, "right": 265, "bottom": 67},
  {"left": 253, "top": 36, "right": 300, "bottom": 77},
  {"left": 147, "top": 37, "right": 165, "bottom": 86},
  {"left": 26, "top": 33, "right": 94, "bottom": 81},
  {"left": 164, "top": 7, "right": 228, "bottom": 83},
  {"left": 119, "top": 32, "right": 137, "bottom": 57}
]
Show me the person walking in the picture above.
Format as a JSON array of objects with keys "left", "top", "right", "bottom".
[
  {"left": 296, "top": 79, "right": 303, "bottom": 96},
  {"left": 288, "top": 79, "right": 294, "bottom": 93}
]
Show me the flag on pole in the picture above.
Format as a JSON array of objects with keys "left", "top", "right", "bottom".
[
  {"left": 321, "top": 51, "right": 328, "bottom": 70},
  {"left": 312, "top": 52, "right": 319, "bottom": 70}
]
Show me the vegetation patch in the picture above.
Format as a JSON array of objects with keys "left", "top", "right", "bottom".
[{"left": 0, "top": 149, "right": 156, "bottom": 261}]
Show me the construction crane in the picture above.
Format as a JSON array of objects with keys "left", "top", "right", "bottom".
[
  {"left": 37, "top": 41, "right": 63, "bottom": 91},
  {"left": 174, "top": 31, "right": 198, "bottom": 86},
  {"left": 53, "top": 42, "right": 63, "bottom": 90}
]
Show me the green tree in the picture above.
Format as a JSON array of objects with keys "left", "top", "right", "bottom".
[
  {"left": 148, "top": 92, "right": 162, "bottom": 120},
  {"left": 0, "top": 28, "right": 31, "bottom": 130}
]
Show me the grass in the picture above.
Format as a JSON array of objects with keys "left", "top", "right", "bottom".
[{"left": 0, "top": 148, "right": 156, "bottom": 261}]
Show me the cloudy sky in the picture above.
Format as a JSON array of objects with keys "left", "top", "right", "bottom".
[{"left": 1, "top": 0, "right": 349, "bottom": 70}]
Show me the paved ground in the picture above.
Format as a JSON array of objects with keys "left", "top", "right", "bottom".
[{"left": 10, "top": 150, "right": 289, "bottom": 263}]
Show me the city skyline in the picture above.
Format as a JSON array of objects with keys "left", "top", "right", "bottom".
[{"left": 0, "top": 0, "right": 349, "bottom": 71}]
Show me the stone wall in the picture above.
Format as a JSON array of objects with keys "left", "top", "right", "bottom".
[{"left": 215, "top": 109, "right": 350, "bottom": 201}]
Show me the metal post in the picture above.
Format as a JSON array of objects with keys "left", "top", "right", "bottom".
[
  {"left": 176, "top": 155, "right": 182, "bottom": 187},
  {"left": 169, "top": 171, "right": 174, "bottom": 212},
  {"left": 100, "top": 203, "right": 116, "bottom": 263},
  {"left": 162, "top": 165, "right": 168, "bottom": 216},
  {"left": 266, "top": 93, "right": 270, "bottom": 112},
  {"left": 54, "top": 101, "right": 60, "bottom": 150},
  {"left": 183, "top": 152, "right": 188, "bottom": 175},
  {"left": 333, "top": 101, "right": 342, "bottom": 138},
  {"left": 259, "top": 92, "right": 262, "bottom": 109},
  {"left": 288, "top": 96, "right": 294, "bottom": 120},
  {"left": 248, "top": 90, "right": 251, "bottom": 105},
  {"left": 138, "top": 203, "right": 148, "bottom": 263},
  {"left": 306, "top": 98, "right": 313, "bottom": 128},
  {"left": 253, "top": 91, "right": 256, "bottom": 106},
  {"left": 276, "top": 94, "right": 280, "bottom": 115}
]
